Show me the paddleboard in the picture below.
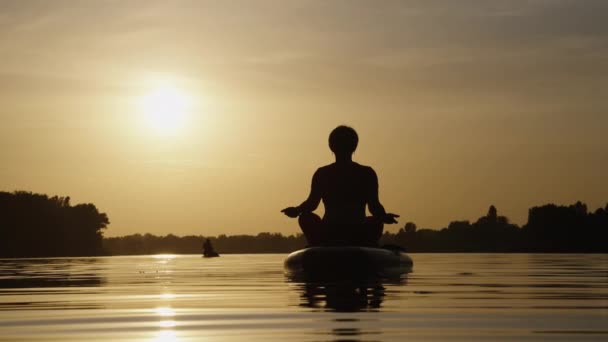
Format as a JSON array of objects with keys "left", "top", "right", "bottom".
[{"left": 284, "top": 246, "right": 412, "bottom": 280}]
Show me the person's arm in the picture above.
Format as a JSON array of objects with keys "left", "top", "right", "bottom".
[
  {"left": 299, "top": 169, "right": 322, "bottom": 213},
  {"left": 368, "top": 168, "right": 399, "bottom": 224},
  {"left": 282, "top": 169, "right": 322, "bottom": 217},
  {"left": 367, "top": 168, "right": 386, "bottom": 217}
]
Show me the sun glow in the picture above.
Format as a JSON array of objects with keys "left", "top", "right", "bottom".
[{"left": 139, "top": 83, "right": 191, "bottom": 136}]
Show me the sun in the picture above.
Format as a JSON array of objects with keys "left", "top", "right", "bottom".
[{"left": 138, "top": 83, "right": 191, "bottom": 136}]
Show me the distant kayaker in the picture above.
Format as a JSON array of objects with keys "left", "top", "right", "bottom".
[
  {"left": 202, "top": 238, "right": 219, "bottom": 257},
  {"left": 282, "top": 125, "right": 399, "bottom": 246}
]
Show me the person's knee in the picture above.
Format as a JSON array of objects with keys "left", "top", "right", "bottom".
[
  {"left": 298, "top": 212, "right": 323, "bottom": 246},
  {"left": 298, "top": 212, "right": 321, "bottom": 228},
  {"left": 365, "top": 216, "right": 384, "bottom": 229},
  {"left": 364, "top": 218, "right": 384, "bottom": 243}
]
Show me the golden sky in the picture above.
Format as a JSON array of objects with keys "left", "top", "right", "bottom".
[{"left": 1, "top": 1, "right": 607, "bottom": 237}]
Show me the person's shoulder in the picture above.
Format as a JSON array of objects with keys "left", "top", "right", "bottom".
[
  {"left": 313, "top": 164, "right": 334, "bottom": 177},
  {"left": 354, "top": 163, "right": 378, "bottom": 187},
  {"left": 353, "top": 162, "right": 375, "bottom": 174},
  {"left": 318, "top": 163, "right": 339, "bottom": 171}
]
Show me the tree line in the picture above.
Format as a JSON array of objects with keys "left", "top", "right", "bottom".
[
  {"left": 381, "top": 202, "right": 607, "bottom": 252},
  {"left": 1, "top": 190, "right": 605, "bottom": 256},
  {"left": 0, "top": 191, "right": 109, "bottom": 257},
  {"left": 104, "top": 202, "right": 607, "bottom": 255}
]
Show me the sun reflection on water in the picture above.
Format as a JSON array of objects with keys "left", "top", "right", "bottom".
[
  {"left": 154, "top": 254, "right": 177, "bottom": 266},
  {"left": 158, "top": 320, "right": 176, "bottom": 328},
  {"left": 160, "top": 293, "right": 176, "bottom": 300},
  {"left": 151, "top": 329, "right": 178, "bottom": 342},
  {"left": 155, "top": 307, "right": 175, "bottom": 317},
  {"left": 153, "top": 254, "right": 177, "bottom": 260},
  {"left": 152, "top": 306, "right": 178, "bottom": 342}
]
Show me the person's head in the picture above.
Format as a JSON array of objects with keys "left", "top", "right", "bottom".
[{"left": 329, "top": 125, "right": 358, "bottom": 156}]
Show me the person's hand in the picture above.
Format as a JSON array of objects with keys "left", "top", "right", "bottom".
[
  {"left": 382, "top": 213, "right": 400, "bottom": 224},
  {"left": 281, "top": 207, "right": 301, "bottom": 218}
]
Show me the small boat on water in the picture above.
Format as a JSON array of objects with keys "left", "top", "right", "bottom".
[
  {"left": 284, "top": 245, "right": 412, "bottom": 281},
  {"left": 202, "top": 239, "right": 220, "bottom": 258},
  {"left": 203, "top": 251, "right": 219, "bottom": 258}
]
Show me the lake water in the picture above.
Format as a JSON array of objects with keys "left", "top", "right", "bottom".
[{"left": 0, "top": 254, "right": 606, "bottom": 341}]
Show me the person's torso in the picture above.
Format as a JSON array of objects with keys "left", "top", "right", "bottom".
[{"left": 317, "top": 162, "right": 373, "bottom": 224}]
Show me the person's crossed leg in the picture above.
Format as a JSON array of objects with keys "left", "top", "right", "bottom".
[{"left": 298, "top": 212, "right": 383, "bottom": 247}]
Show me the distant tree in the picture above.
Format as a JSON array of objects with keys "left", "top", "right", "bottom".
[
  {"left": 0, "top": 191, "right": 109, "bottom": 257},
  {"left": 404, "top": 222, "right": 417, "bottom": 233},
  {"left": 487, "top": 205, "right": 497, "bottom": 223},
  {"left": 447, "top": 220, "right": 471, "bottom": 231},
  {"left": 522, "top": 201, "right": 606, "bottom": 252},
  {"left": 571, "top": 201, "right": 588, "bottom": 216}
]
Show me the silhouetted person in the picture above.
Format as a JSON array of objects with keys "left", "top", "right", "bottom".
[
  {"left": 282, "top": 125, "right": 399, "bottom": 246},
  {"left": 202, "top": 238, "right": 219, "bottom": 257}
]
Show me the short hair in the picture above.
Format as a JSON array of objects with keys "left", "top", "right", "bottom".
[{"left": 329, "top": 125, "right": 358, "bottom": 154}]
